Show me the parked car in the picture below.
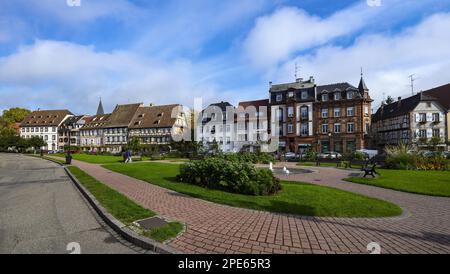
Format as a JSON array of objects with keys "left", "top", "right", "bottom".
[
  {"left": 356, "top": 149, "right": 378, "bottom": 159},
  {"left": 284, "top": 152, "right": 298, "bottom": 161},
  {"left": 317, "top": 152, "right": 342, "bottom": 159}
]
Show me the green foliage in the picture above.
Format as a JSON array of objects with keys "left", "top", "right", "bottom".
[
  {"left": 212, "top": 152, "right": 275, "bottom": 164},
  {"left": 125, "top": 137, "right": 142, "bottom": 153},
  {"left": 177, "top": 157, "right": 281, "bottom": 196},
  {"left": 1, "top": 108, "right": 31, "bottom": 125},
  {"left": 385, "top": 144, "right": 450, "bottom": 171}
]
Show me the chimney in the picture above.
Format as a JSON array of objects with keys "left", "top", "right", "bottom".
[
  {"left": 296, "top": 78, "right": 303, "bottom": 83},
  {"left": 269, "top": 81, "right": 272, "bottom": 88},
  {"left": 397, "top": 97, "right": 402, "bottom": 107},
  {"left": 309, "top": 76, "right": 314, "bottom": 83}
]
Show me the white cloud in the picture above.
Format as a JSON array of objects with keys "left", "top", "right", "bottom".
[
  {"left": 0, "top": 40, "right": 229, "bottom": 114},
  {"left": 273, "top": 12, "right": 450, "bottom": 108}
]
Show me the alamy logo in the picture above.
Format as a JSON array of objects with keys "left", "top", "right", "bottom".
[
  {"left": 367, "top": 0, "right": 382, "bottom": 7},
  {"left": 67, "top": 242, "right": 81, "bottom": 254},
  {"left": 367, "top": 242, "right": 381, "bottom": 254},
  {"left": 67, "top": 0, "right": 81, "bottom": 7}
]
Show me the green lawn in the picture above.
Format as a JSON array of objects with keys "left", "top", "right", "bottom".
[
  {"left": 103, "top": 162, "right": 402, "bottom": 218},
  {"left": 344, "top": 169, "right": 450, "bottom": 197},
  {"left": 67, "top": 166, "right": 183, "bottom": 242},
  {"left": 54, "top": 153, "right": 125, "bottom": 164}
]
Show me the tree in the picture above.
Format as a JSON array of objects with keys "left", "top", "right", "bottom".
[
  {"left": 125, "top": 137, "right": 142, "bottom": 153},
  {"left": 28, "top": 136, "right": 47, "bottom": 151},
  {"left": 1, "top": 108, "right": 31, "bottom": 124},
  {"left": 385, "top": 96, "right": 394, "bottom": 104},
  {"left": 429, "top": 136, "right": 442, "bottom": 151}
]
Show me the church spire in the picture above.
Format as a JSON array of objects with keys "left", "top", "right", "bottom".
[{"left": 96, "top": 97, "right": 104, "bottom": 115}]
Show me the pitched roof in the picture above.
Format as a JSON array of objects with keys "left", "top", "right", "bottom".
[
  {"left": 423, "top": 83, "right": 450, "bottom": 110},
  {"left": 269, "top": 78, "right": 316, "bottom": 93},
  {"left": 129, "top": 104, "right": 182, "bottom": 129},
  {"left": 207, "top": 101, "right": 234, "bottom": 111},
  {"left": 371, "top": 93, "right": 439, "bottom": 122},
  {"left": 238, "top": 99, "right": 269, "bottom": 109},
  {"left": 20, "top": 109, "right": 73, "bottom": 127},
  {"left": 316, "top": 82, "right": 358, "bottom": 93},
  {"left": 106, "top": 103, "right": 142, "bottom": 128},
  {"left": 358, "top": 77, "right": 368, "bottom": 92},
  {"left": 81, "top": 114, "right": 111, "bottom": 129}
]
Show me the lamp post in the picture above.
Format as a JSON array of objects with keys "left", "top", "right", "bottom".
[
  {"left": 65, "top": 124, "right": 73, "bottom": 164},
  {"left": 328, "top": 132, "right": 332, "bottom": 152}
]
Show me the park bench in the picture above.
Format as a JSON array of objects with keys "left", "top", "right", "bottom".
[
  {"left": 345, "top": 159, "right": 369, "bottom": 170},
  {"left": 370, "top": 155, "right": 386, "bottom": 167},
  {"left": 316, "top": 158, "right": 342, "bottom": 167},
  {"left": 363, "top": 164, "right": 377, "bottom": 178},
  {"left": 131, "top": 155, "right": 142, "bottom": 162}
]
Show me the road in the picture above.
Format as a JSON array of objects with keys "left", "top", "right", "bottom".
[{"left": 0, "top": 153, "right": 141, "bottom": 254}]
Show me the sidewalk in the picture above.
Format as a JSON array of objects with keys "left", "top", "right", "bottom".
[{"left": 65, "top": 159, "right": 450, "bottom": 254}]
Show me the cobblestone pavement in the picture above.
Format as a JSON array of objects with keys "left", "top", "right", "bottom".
[{"left": 66, "top": 159, "right": 450, "bottom": 254}]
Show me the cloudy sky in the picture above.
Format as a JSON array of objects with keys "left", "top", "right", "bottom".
[{"left": 1, "top": 0, "right": 450, "bottom": 114}]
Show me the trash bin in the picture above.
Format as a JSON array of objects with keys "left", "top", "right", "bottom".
[{"left": 65, "top": 154, "right": 72, "bottom": 165}]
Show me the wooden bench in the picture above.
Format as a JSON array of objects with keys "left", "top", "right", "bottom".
[
  {"left": 316, "top": 158, "right": 342, "bottom": 167},
  {"left": 345, "top": 159, "right": 369, "bottom": 170},
  {"left": 363, "top": 164, "right": 377, "bottom": 178},
  {"left": 131, "top": 155, "right": 142, "bottom": 161}
]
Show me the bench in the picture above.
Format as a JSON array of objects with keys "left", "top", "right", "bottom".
[
  {"left": 345, "top": 159, "right": 369, "bottom": 170},
  {"left": 131, "top": 155, "right": 142, "bottom": 161},
  {"left": 316, "top": 158, "right": 342, "bottom": 167},
  {"left": 363, "top": 164, "right": 377, "bottom": 178}
]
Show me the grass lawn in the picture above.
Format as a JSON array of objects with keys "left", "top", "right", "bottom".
[
  {"left": 54, "top": 153, "right": 125, "bottom": 164},
  {"left": 67, "top": 166, "right": 183, "bottom": 242},
  {"left": 103, "top": 162, "right": 402, "bottom": 218},
  {"left": 344, "top": 169, "right": 450, "bottom": 197}
]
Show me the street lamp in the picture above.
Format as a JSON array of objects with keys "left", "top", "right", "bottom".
[{"left": 328, "top": 132, "right": 332, "bottom": 152}]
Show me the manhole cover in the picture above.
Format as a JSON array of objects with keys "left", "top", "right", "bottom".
[{"left": 135, "top": 216, "right": 168, "bottom": 230}]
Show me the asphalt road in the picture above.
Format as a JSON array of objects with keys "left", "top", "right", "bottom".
[{"left": 0, "top": 153, "right": 142, "bottom": 254}]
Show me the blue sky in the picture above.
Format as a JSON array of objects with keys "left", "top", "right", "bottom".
[{"left": 1, "top": 0, "right": 450, "bottom": 114}]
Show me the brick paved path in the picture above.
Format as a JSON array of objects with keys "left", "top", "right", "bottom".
[{"left": 67, "top": 159, "right": 450, "bottom": 254}]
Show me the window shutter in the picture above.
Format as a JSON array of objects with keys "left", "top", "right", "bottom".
[
  {"left": 415, "top": 129, "right": 420, "bottom": 138},
  {"left": 415, "top": 113, "right": 419, "bottom": 123},
  {"left": 427, "top": 129, "right": 432, "bottom": 138},
  {"left": 426, "top": 113, "right": 432, "bottom": 122},
  {"left": 440, "top": 113, "right": 445, "bottom": 123}
]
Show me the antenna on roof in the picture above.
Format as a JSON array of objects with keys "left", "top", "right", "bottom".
[{"left": 409, "top": 74, "right": 417, "bottom": 96}]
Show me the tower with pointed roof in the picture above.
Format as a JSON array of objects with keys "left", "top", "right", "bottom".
[
  {"left": 358, "top": 68, "right": 369, "bottom": 94},
  {"left": 96, "top": 97, "right": 105, "bottom": 116}
]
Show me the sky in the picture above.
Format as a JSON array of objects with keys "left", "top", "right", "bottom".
[{"left": 1, "top": 0, "right": 450, "bottom": 115}]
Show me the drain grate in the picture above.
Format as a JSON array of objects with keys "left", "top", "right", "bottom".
[{"left": 135, "top": 216, "right": 168, "bottom": 230}]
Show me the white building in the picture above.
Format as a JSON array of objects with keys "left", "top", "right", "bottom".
[{"left": 20, "top": 109, "right": 73, "bottom": 151}]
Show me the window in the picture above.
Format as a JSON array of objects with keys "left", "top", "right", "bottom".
[
  {"left": 44, "top": 135, "right": 48, "bottom": 140},
  {"left": 288, "top": 91, "right": 294, "bottom": 98},
  {"left": 347, "top": 123, "right": 355, "bottom": 133},
  {"left": 364, "top": 106, "right": 369, "bottom": 116},
  {"left": 52, "top": 135, "right": 56, "bottom": 140},
  {"left": 322, "top": 124, "right": 329, "bottom": 134},
  {"left": 52, "top": 127, "right": 56, "bottom": 132},
  {"left": 418, "top": 129, "right": 427, "bottom": 138},
  {"left": 278, "top": 108, "right": 284, "bottom": 121},
  {"left": 301, "top": 91, "right": 308, "bottom": 100},
  {"left": 432, "top": 113, "right": 440, "bottom": 122},
  {"left": 334, "top": 124, "right": 341, "bottom": 133},
  {"left": 347, "top": 107, "right": 355, "bottom": 117},
  {"left": 31, "top": 128, "right": 34, "bottom": 132},
  {"left": 300, "top": 106, "right": 308, "bottom": 119},
  {"left": 419, "top": 113, "right": 426, "bottom": 122},
  {"left": 288, "top": 107, "right": 294, "bottom": 117},
  {"left": 334, "top": 92, "right": 341, "bottom": 100},
  {"left": 211, "top": 113, "right": 216, "bottom": 121},
  {"left": 347, "top": 91, "right": 354, "bottom": 100},
  {"left": 321, "top": 108, "right": 328, "bottom": 118},
  {"left": 433, "top": 129, "right": 440, "bottom": 138},
  {"left": 226, "top": 125, "right": 231, "bottom": 132},
  {"left": 301, "top": 123, "right": 308, "bottom": 136},
  {"left": 226, "top": 137, "right": 231, "bottom": 144},
  {"left": 365, "top": 122, "right": 370, "bottom": 134},
  {"left": 287, "top": 124, "right": 294, "bottom": 134},
  {"left": 334, "top": 108, "right": 341, "bottom": 117},
  {"left": 321, "top": 94, "right": 328, "bottom": 101},
  {"left": 276, "top": 94, "right": 282, "bottom": 102}
]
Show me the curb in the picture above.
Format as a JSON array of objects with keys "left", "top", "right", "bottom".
[
  {"left": 64, "top": 167, "right": 180, "bottom": 254},
  {"left": 35, "top": 156, "right": 179, "bottom": 254}
]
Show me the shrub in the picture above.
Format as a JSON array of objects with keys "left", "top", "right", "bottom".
[
  {"left": 385, "top": 144, "right": 450, "bottom": 171},
  {"left": 212, "top": 152, "right": 275, "bottom": 164},
  {"left": 177, "top": 157, "right": 281, "bottom": 196}
]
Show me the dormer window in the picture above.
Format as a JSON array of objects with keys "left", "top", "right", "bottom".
[
  {"left": 347, "top": 91, "right": 354, "bottom": 100},
  {"left": 334, "top": 92, "right": 341, "bottom": 100},
  {"left": 158, "top": 113, "right": 163, "bottom": 117},
  {"left": 288, "top": 91, "right": 294, "bottom": 98},
  {"left": 138, "top": 114, "right": 145, "bottom": 118},
  {"left": 154, "top": 120, "right": 160, "bottom": 125},
  {"left": 276, "top": 94, "right": 282, "bottom": 102},
  {"left": 301, "top": 91, "right": 308, "bottom": 100},
  {"left": 322, "top": 94, "right": 328, "bottom": 102}
]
